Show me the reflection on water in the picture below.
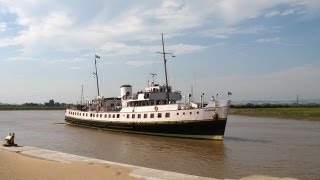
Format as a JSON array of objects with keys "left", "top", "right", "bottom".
[{"left": 0, "top": 111, "right": 319, "bottom": 179}]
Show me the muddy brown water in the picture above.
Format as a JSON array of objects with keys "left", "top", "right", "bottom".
[{"left": 0, "top": 110, "right": 319, "bottom": 179}]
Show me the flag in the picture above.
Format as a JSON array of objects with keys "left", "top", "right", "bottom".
[{"left": 95, "top": 54, "right": 100, "bottom": 59}]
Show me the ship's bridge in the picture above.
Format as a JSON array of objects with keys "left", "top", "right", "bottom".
[
  {"left": 145, "top": 84, "right": 170, "bottom": 93},
  {"left": 142, "top": 84, "right": 181, "bottom": 101},
  {"left": 121, "top": 84, "right": 182, "bottom": 108}
]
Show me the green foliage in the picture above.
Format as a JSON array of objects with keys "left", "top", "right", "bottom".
[
  {"left": 0, "top": 100, "right": 66, "bottom": 110},
  {"left": 230, "top": 107, "right": 320, "bottom": 120},
  {"left": 0, "top": 105, "right": 65, "bottom": 110},
  {"left": 231, "top": 103, "right": 320, "bottom": 108}
]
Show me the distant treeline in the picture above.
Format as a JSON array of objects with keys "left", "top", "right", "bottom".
[
  {"left": 231, "top": 103, "right": 320, "bottom": 108},
  {"left": 0, "top": 99, "right": 66, "bottom": 110}
]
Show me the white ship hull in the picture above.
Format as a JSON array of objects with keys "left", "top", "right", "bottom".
[{"left": 65, "top": 100, "right": 230, "bottom": 140}]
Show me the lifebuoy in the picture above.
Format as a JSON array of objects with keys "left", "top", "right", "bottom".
[
  {"left": 212, "top": 113, "right": 218, "bottom": 120},
  {"left": 154, "top": 106, "right": 158, "bottom": 111}
]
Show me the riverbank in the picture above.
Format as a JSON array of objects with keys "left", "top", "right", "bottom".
[
  {"left": 229, "top": 107, "right": 320, "bottom": 121},
  {"left": 0, "top": 105, "right": 65, "bottom": 111}
]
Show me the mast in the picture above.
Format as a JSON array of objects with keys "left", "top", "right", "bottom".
[
  {"left": 80, "top": 85, "right": 84, "bottom": 105},
  {"left": 150, "top": 73, "right": 157, "bottom": 85},
  {"left": 157, "top": 33, "right": 175, "bottom": 103},
  {"left": 162, "top": 34, "right": 169, "bottom": 103},
  {"left": 94, "top": 54, "right": 101, "bottom": 96}
]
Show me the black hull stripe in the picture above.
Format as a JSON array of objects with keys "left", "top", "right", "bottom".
[{"left": 65, "top": 117, "right": 227, "bottom": 140}]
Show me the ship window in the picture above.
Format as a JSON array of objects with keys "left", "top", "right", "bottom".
[
  {"left": 108, "top": 114, "right": 111, "bottom": 118},
  {"left": 100, "top": 114, "right": 102, "bottom": 118},
  {"left": 144, "top": 114, "right": 147, "bottom": 118},
  {"left": 117, "top": 114, "right": 120, "bottom": 118},
  {"left": 138, "top": 114, "right": 141, "bottom": 118},
  {"left": 177, "top": 113, "right": 179, "bottom": 115},
  {"left": 127, "top": 114, "right": 130, "bottom": 118},
  {"left": 197, "top": 111, "right": 199, "bottom": 114},
  {"left": 132, "top": 114, "right": 135, "bottom": 118},
  {"left": 150, "top": 113, "right": 154, "bottom": 118},
  {"left": 157, "top": 113, "right": 162, "bottom": 118},
  {"left": 165, "top": 113, "right": 170, "bottom": 118},
  {"left": 112, "top": 114, "right": 115, "bottom": 118},
  {"left": 104, "top": 114, "right": 107, "bottom": 118},
  {"left": 86, "top": 113, "right": 88, "bottom": 117},
  {"left": 183, "top": 112, "right": 185, "bottom": 115},
  {"left": 190, "top": 112, "right": 192, "bottom": 115},
  {"left": 90, "top": 113, "right": 92, "bottom": 117}
]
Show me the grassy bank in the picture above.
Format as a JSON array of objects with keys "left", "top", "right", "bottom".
[
  {"left": 229, "top": 107, "right": 320, "bottom": 121},
  {"left": 0, "top": 105, "right": 65, "bottom": 111}
]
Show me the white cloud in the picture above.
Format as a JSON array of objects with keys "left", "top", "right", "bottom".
[
  {"left": 0, "top": 22, "right": 6, "bottom": 32},
  {"left": 0, "top": 0, "right": 319, "bottom": 60},
  {"left": 167, "top": 44, "right": 208, "bottom": 54},
  {"left": 281, "top": 9, "right": 296, "bottom": 16},
  {"left": 265, "top": 10, "right": 281, "bottom": 18},
  {"left": 69, "top": 66, "right": 81, "bottom": 70},
  {"left": 125, "top": 60, "right": 155, "bottom": 67},
  {"left": 202, "top": 26, "right": 266, "bottom": 39},
  {"left": 256, "top": 37, "right": 280, "bottom": 43}
]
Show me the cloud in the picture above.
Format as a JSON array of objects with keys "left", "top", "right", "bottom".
[
  {"left": 256, "top": 37, "right": 280, "bottom": 43},
  {"left": 69, "top": 66, "right": 81, "bottom": 70},
  {"left": 0, "top": 22, "right": 6, "bottom": 32},
  {"left": 265, "top": 10, "right": 281, "bottom": 18},
  {"left": 0, "top": 0, "right": 319, "bottom": 61},
  {"left": 201, "top": 26, "right": 266, "bottom": 39},
  {"left": 281, "top": 9, "right": 296, "bottom": 16},
  {"left": 264, "top": 8, "right": 300, "bottom": 18},
  {"left": 167, "top": 44, "right": 208, "bottom": 54},
  {"left": 125, "top": 60, "right": 155, "bottom": 67}
]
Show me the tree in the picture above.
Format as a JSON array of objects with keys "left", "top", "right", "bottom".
[{"left": 49, "top": 99, "right": 54, "bottom": 106}]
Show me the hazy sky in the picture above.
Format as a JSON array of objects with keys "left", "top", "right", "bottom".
[{"left": 0, "top": 0, "right": 320, "bottom": 104}]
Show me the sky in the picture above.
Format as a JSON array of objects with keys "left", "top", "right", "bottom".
[{"left": 0, "top": 0, "right": 320, "bottom": 104}]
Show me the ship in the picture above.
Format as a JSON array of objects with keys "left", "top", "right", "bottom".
[{"left": 64, "top": 34, "right": 231, "bottom": 140}]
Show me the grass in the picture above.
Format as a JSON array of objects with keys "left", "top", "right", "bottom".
[
  {"left": 229, "top": 107, "right": 320, "bottom": 121},
  {"left": 0, "top": 105, "right": 66, "bottom": 111}
]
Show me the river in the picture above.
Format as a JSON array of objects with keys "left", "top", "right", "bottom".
[{"left": 0, "top": 110, "right": 319, "bottom": 179}]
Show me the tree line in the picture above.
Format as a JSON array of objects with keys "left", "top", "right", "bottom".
[{"left": 231, "top": 103, "right": 320, "bottom": 108}]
